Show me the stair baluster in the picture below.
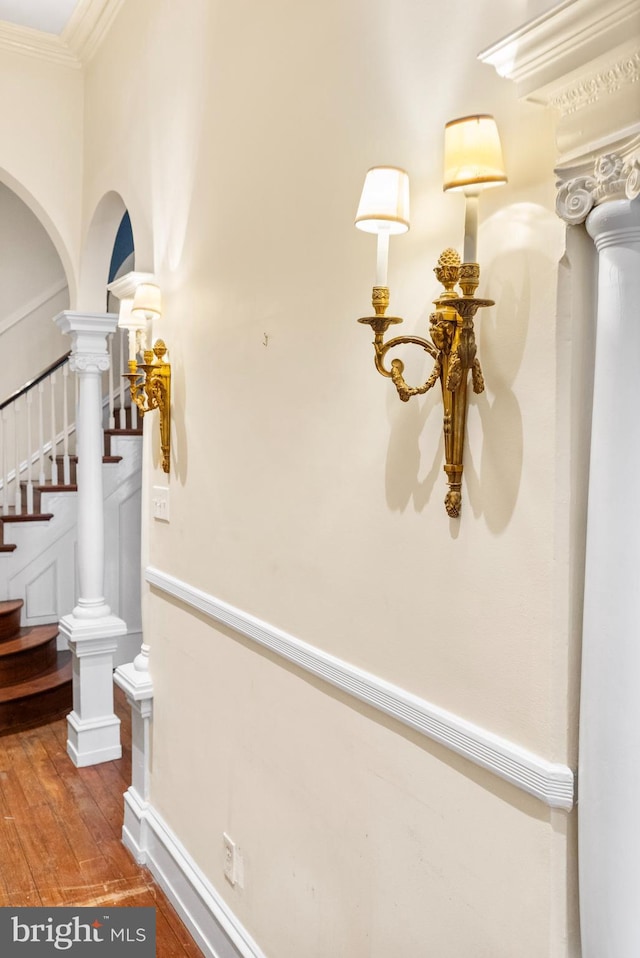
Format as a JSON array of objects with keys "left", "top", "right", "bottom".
[
  {"left": 108, "top": 332, "right": 116, "bottom": 430},
  {"left": 25, "top": 390, "right": 34, "bottom": 514},
  {"left": 118, "top": 329, "right": 128, "bottom": 429},
  {"left": 0, "top": 410, "right": 7, "bottom": 514},
  {"left": 38, "top": 380, "right": 46, "bottom": 486},
  {"left": 62, "top": 362, "right": 71, "bottom": 486},
  {"left": 13, "top": 400, "right": 21, "bottom": 515},
  {"left": 50, "top": 370, "right": 58, "bottom": 484}
]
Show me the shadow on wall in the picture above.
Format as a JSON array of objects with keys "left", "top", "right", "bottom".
[{"left": 383, "top": 202, "right": 562, "bottom": 534}]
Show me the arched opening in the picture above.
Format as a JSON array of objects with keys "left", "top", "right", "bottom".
[{"left": 78, "top": 191, "right": 153, "bottom": 312}]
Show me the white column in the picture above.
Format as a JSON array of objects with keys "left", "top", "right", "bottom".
[
  {"left": 114, "top": 645, "right": 154, "bottom": 863},
  {"left": 558, "top": 163, "right": 640, "bottom": 957},
  {"left": 55, "top": 311, "right": 126, "bottom": 767}
]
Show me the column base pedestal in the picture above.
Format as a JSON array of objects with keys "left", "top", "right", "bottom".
[
  {"left": 67, "top": 710, "right": 122, "bottom": 766},
  {"left": 60, "top": 611, "right": 126, "bottom": 768}
]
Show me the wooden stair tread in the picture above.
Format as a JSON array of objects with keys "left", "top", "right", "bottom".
[
  {"left": 105, "top": 428, "right": 143, "bottom": 436},
  {"left": 34, "top": 483, "right": 78, "bottom": 492},
  {"left": 0, "top": 599, "right": 24, "bottom": 640},
  {"left": 0, "top": 544, "right": 17, "bottom": 552},
  {"left": 0, "top": 651, "right": 71, "bottom": 704},
  {"left": 0, "top": 599, "right": 23, "bottom": 617},
  {"left": 0, "top": 510, "right": 54, "bottom": 522},
  {"left": 0, "top": 623, "right": 59, "bottom": 655}
]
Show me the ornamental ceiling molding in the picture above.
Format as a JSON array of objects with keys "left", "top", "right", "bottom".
[
  {"left": 480, "top": 0, "right": 640, "bottom": 168},
  {"left": 0, "top": 0, "right": 124, "bottom": 68},
  {"left": 550, "top": 49, "right": 640, "bottom": 117}
]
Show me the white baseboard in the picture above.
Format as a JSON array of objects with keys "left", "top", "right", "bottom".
[
  {"left": 124, "top": 789, "right": 266, "bottom": 958},
  {"left": 146, "top": 565, "right": 575, "bottom": 810}
]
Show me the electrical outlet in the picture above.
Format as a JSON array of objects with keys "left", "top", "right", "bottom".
[
  {"left": 152, "top": 485, "right": 170, "bottom": 522},
  {"left": 223, "top": 833, "right": 236, "bottom": 885}
]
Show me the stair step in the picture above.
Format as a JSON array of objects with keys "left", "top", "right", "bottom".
[
  {"left": 0, "top": 650, "right": 71, "bottom": 702},
  {"left": 0, "top": 651, "right": 72, "bottom": 733},
  {"left": 52, "top": 455, "right": 78, "bottom": 484},
  {"left": 104, "top": 428, "right": 142, "bottom": 458},
  {"left": 0, "top": 625, "right": 58, "bottom": 683},
  {"left": 0, "top": 510, "right": 54, "bottom": 522},
  {"left": 35, "top": 483, "right": 78, "bottom": 493},
  {"left": 0, "top": 600, "right": 24, "bottom": 639}
]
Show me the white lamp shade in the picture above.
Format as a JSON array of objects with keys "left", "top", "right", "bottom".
[
  {"left": 355, "top": 166, "right": 410, "bottom": 234},
  {"left": 117, "top": 298, "right": 146, "bottom": 331},
  {"left": 131, "top": 282, "right": 162, "bottom": 321},
  {"left": 443, "top": 115, "right": 507, "bottom": 193}
]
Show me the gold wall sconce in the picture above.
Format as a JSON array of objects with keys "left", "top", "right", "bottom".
[
  {"left": 118, "top": 281, "right": 172, "bottom": 474},
  {"left": 356, "top": 114, "right": 506, "bottom": 517}
]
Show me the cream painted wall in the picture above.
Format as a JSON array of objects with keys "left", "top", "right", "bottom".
[
  {"left": 82, "top": 1, "right": 582, "bottom": 955},
  {"left": 0, "top": 47, "right": 82, "bottom": 300},
  {"left": 0, "top": 183, "right": 69, "bottom": 399}
]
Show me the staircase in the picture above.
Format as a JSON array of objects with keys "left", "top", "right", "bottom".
[
  {"left": 0, "top": 598, "right": 71, "bottom": 732},
  {"left": 0, "top": 333, "right": 144, "bottom": 733}
]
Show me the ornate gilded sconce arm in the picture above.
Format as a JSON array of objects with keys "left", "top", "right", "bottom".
[
  {"left": 125, "top": 340, "right": 171, "bottom": 474},
  {"left": 358, "top": 249, "right": 493, "bottom": 517}
]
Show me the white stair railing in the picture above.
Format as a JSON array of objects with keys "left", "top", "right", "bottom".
[
  {"left": 1, "top": 333, "right": 135, "bottom": 519},
  {"left": 0, "top": 352, "right": 73, "bottom": 516}
]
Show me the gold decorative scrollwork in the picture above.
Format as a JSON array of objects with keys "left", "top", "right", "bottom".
[
  {"left": 125, "top": 340, "right": 171, "bottom": 474},
  {"left": 358, "top": 249, "right": 494, "bottom": 516}
]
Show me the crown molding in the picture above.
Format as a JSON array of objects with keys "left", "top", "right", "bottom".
[
  {"left": 479, "top": 0, "right": 640, "bottom": 99},
  {"left": 480, "top": 0, "right": 640, "bottom": 168},
  {"left": 0, "top": 0, "right": 124, "bottom": 68},
  {"left": 0, "top": 20, "right": 80, "bottom": 67},
  {"left": 62, "top": 0, "right": 126, "bottom": 64}
]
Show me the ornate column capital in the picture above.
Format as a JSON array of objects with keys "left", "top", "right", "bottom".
[
  {"left": 556, "top": 151, "right": 640, "bottom": 225},
  {"left": 54, "top": 310, "right": 118, "bottom": 371},
  {"left": 70, "top": 353, "right": 111, "bottom": 374}
]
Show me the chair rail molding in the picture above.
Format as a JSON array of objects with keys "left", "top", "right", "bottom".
[{"left": 146, "top": 566, "right": 575, "bottom": 811}]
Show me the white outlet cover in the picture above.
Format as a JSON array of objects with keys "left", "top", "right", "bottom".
[{"left": 223, "top": 832, "right": 236, "bottom": 885}]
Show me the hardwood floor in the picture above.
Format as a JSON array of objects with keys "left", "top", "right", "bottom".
[{"left": 0, "top": 686, "right": 203, "bottom": 957}]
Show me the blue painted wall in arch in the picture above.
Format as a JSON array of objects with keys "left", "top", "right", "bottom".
[{"left": 109, "top": 211, "right": 134, "bottom": 282}]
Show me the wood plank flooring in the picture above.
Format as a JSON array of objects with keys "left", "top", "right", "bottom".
[{"left": 0, "top": 686, "right": 203, "bottom": 957}]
